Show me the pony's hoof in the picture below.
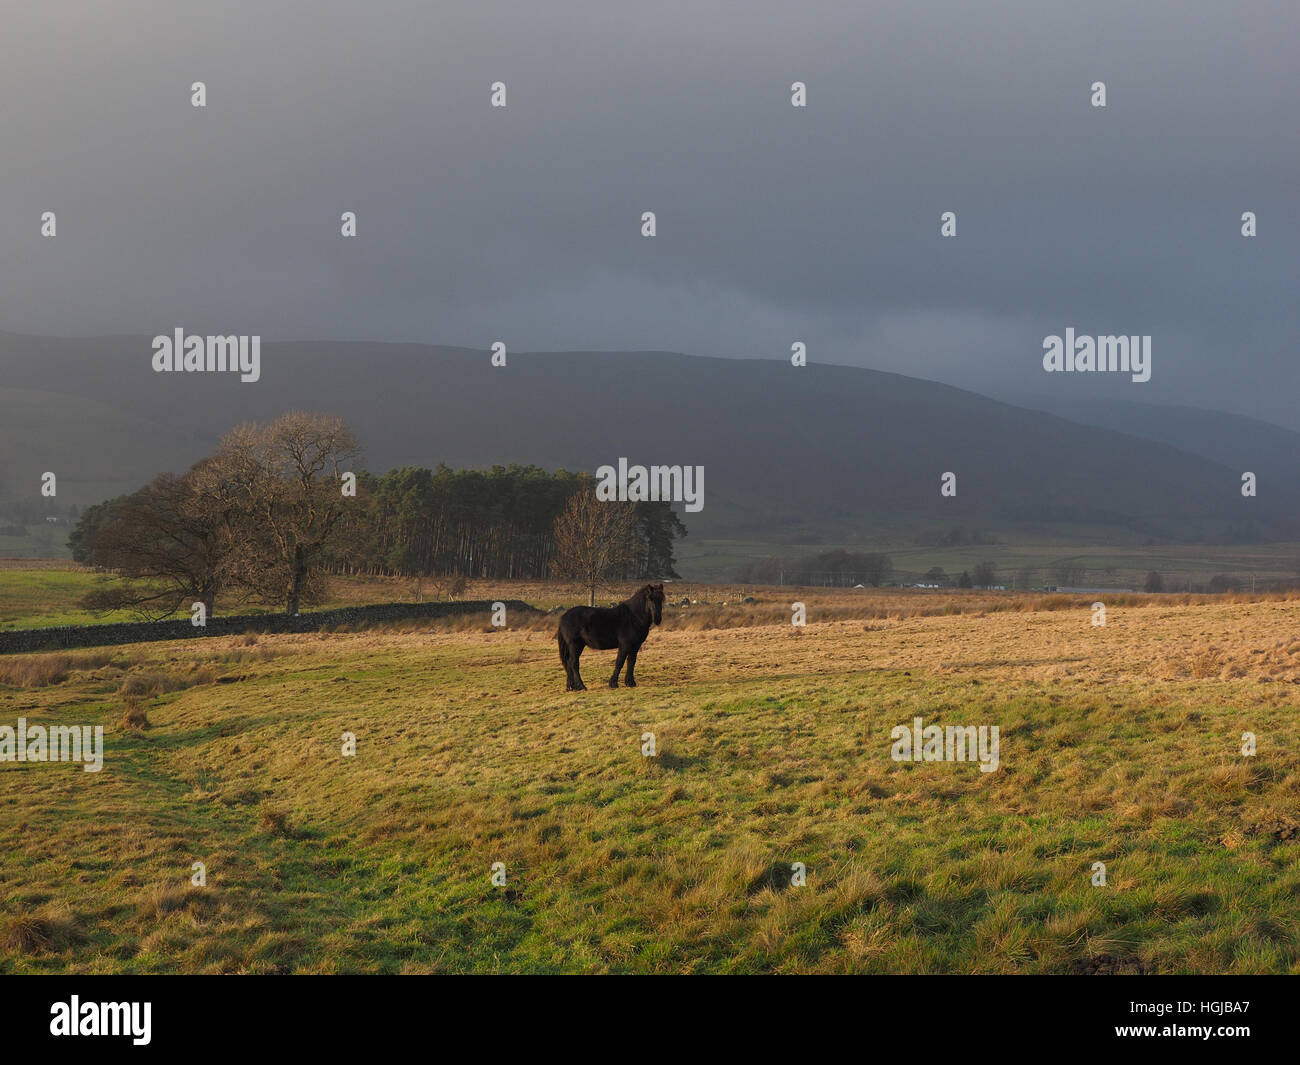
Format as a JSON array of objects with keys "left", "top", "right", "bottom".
[
  {"left": 625, "top": 679, "right": 637, "bottom": 687},
  {"left": 608, "top": 680, "right": 619, "bottom": 689}
]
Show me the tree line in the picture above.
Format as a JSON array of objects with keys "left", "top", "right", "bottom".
[
  {"left": 321, "top": 464, "right": 683, "bottom": 586},
  {"left": 69, "top": 412, "right": 686, "bottom": 618},
  {"left": 737, "top": 551, "right": 1004, "bottom": 588},
  {"left": 736, "top": 549, "right": 896, "bottom": 587}
]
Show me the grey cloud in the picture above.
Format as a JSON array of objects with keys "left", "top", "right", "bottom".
[{"left": 1, "top": 0, "right": 1295, "bottom": 423}]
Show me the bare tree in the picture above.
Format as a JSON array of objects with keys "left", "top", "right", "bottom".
[
  {"left": 1051, "top": 560, "right": 1086, "bottom": 587},
  {"left": 551, "top": 490, "right": 637, "bottom": 606},
  {"left": 428, "top": 574, "right": 467, "bottom": 601},
  {"left": 82, "top": 461, "right": 238, "bottom": 619},
  {"left": 216, "top": 412, "right": 361, "bottom": 615}
]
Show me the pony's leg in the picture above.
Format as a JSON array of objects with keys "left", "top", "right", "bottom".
[
  {"left": 571, "top": 643, "right": 587, "bottom": 691},
  {"left": 609, "top": 646, "right": 628, "bottom": 688},
  {"left": 564, "top": 643, "right": 580, "bottom": 691},
  {"left": 559, "top": 634, "right": 574, "bottom": 690},
  {"left": 624, "top": 649, "right": 638, "bottom": 687}
]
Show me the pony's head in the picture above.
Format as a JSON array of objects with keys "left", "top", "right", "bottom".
[{"left": 642, "top": 582, "right": 665, "bottom": 625}]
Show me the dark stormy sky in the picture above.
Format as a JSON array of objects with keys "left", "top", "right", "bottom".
[{"left": 2, "top": 1, "right": 1297, "bottom": 425}]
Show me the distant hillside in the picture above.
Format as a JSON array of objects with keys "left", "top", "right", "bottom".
[
  {"left": 0, "top": 332, "right": 1294, "bottom": 543},
  {"left": 0, "top": 385, "right": 204, "bottom": 508},
  {"left": 1006, "top": 393, "right": 1300, "bottom": 501}
]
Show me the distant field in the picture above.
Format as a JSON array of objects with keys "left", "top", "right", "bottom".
[
  {"left": 1, "top": 587, "right": 1296, "bottom": 973},
  {"left": 0, "top": 529, "right": 71, "bottom": 560},
  {"left": 677, "top": 536, "right": 1300, "bottom": 588},
  {"left": 0, "top": 567, "right": 129, "bottom": 629}
]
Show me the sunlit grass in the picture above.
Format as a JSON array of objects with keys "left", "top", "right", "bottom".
[{"left": 1, "top": 593, "right": 1297, "bottom": 973}]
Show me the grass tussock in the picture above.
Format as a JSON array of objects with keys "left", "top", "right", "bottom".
[
  {"left": 119, "top": 666, "right": 217, "bottom": 697},
  {"left": 2, "top": 905, "right": 83, "bottom": 955},
  {"left": 118, "top": 698, "right": 151, "bottom": 731},
  {"left": 0, "top": 650, "right": 116, "bottom": 688},
  {"left": 258, "top": 804, "right": 309, "bottom": 840},
  {"left": 139, "top": 884, "right": 217, "bottom": 921}
]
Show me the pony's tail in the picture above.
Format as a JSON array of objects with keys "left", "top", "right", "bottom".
[{"left": 557, "top": 630, "right": 568, "bottom": 665}]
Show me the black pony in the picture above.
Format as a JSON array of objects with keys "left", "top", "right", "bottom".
[{"left": 557, "top": 583, "right": 665, "bottom": 691}]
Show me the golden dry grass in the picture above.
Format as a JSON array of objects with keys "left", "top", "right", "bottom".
[{"left": 1, "top": 587, "right": 1297, "bottom": 973}]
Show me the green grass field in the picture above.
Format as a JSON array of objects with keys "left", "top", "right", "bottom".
[
  {"left": 0, "top": 568, "right": 141, "bottom": 629},
  {"left": 0, "top": 568, "right": 446, "bottom": 630},
  {"left": 2, "top": 590, "right": 1297, "bottom": 973}
]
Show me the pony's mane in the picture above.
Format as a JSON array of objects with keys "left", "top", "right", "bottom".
[{"left": 625, "top": 583, "right": 662, "bottom": 606}]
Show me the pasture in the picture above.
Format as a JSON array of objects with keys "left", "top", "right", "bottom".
[{"left": 1, "top": 586, "right": 1298, "bottom": 973}]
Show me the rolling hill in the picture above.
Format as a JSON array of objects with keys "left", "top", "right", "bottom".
[{"left": 1, "top": 332, "right": 1294, "bottom": 546}]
